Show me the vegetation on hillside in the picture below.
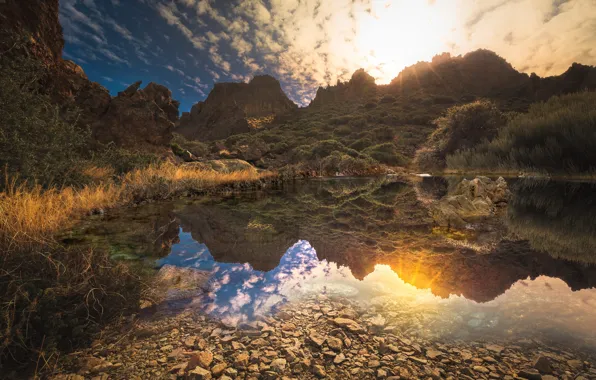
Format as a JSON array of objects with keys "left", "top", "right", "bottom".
[
  {"left": 447, "top": 92, "right": 596, "bottom": 174},
  {"left": 414, "top": 100, "right": 508, "bottom": 171},
  {"left": 212, "top": 96, "right": 441, "bottom": 174}
]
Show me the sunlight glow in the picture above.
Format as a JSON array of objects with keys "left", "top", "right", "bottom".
[{"left": 354, "top": 0, "right": 458, "bottom": 83}]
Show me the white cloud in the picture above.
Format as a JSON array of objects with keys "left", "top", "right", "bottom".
[
  {"left": 165, "top": 65, "right": 186, "bottom": 76},
  {"left": 99, "top": 47, "right": 130, "bottom": 66},
  {"left": 102, "top": 76, "right": 114, "bottom": 82},
  {"left": 156, "top": 2, "right": 206, "bottom": 49}
]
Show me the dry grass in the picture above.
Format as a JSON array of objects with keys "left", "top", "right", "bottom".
[
  {"left": 0, "top": 162, "right": 274, "bottom": 248},
  {"left": 0, "top": 161, "right": 275, "bottom": 369},
  {"left": 0, "top": 181, "right": 122, "bottom": 248}
]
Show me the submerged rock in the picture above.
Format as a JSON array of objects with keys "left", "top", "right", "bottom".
[{"left": 430, "top": 176, "right": 510, "bottom": 228}]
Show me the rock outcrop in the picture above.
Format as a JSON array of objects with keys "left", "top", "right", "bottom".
[
  {"left": 430, "top": 176, "right": 510, "bottom": 228},
  {"left": 389, "top": 50, "right": 596, "bottom": 108},
  {"left": 308, "top": 50, "right": 596, "bottom": 111},
  {"left": 309, "top": 68, "right": 377, "bottom": 107},
  {"left": 0, "top": 0, "right": 179, "bottom": 150},
  {"left": 177, "top": 75, "right": 297, "bottom": 141},
  {"left": 93, "top": 81, "right": 180, "bottom": 148}
]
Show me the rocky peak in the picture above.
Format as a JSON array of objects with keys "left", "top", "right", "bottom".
[
  {"left": 309, "top": 68, "right": 377, "bottom": 107},
  {"left": 349, "top": 69, "right": 376, "bottom": 87},
  {"left": 94, "top": 82, "right": 180, "bottom": 149},
  {"left": 177, "top": 75, "right": 297, "bottom": 141},
  {"left": 1, "top": 0, "right": 180, "bottom": 151}
]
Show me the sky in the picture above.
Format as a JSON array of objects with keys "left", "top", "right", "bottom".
[{"left": 60, "top": 0, "right": 596, "bottom": 112}]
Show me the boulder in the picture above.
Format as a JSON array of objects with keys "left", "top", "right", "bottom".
[
  {"left": 430, "top": 176, "right": 509, "bottom": 227},
  {"left": 183, "top": 159, "right": 256, "bottom": 174}
]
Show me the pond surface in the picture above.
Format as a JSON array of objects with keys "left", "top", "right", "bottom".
[{"left": 65, "top": 176, "right": 596, "bottom": 349}]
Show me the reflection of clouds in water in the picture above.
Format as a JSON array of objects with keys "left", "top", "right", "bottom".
[{"left": 158, "top": 230, "right": 596, "bottom": 345}]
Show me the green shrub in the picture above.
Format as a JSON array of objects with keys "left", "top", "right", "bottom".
[
  {"left": 172, "top": 133, "right": 209, "bottom": 157},
  {"left": 0, "top": 57, "right": 91, "bottom": 188},
  {"left": 447, "top": 92, "right": 596, "bottom": 174},
  {"left": 92, "top": 144, "right": 159, "bottom": 175},
  {"left": 349, "top": 138, "right": 373, "bottom": 151},
  {"left": 363, "top": 143, "right": 407, "bottom": 166},
  {"left": 415, "top": 100, "right": 506, "bottom": 170}
]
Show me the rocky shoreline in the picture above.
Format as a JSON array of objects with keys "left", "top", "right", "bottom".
[{"left": 51, "top": 293, "right": 595, "bottom": 380}]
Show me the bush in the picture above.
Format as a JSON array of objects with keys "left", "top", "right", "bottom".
[
  {"left": 415, "top": 100, "right": 506, "bottom": 170},
  {"left": 92, "top": 144, "right": 159, "bottom": 175},
  {"left": 447, "top": 92, "right": 596, "bottom": 174},
  {"left": 349, "top": 138, "right": 373, "bottom": 151},
  {"left": 0, "top": 57, "right": 91, "bottom": 188},
  {"left": 171, "top": 133, "right": 209, "bottom": 157},
  {"left": 363, "top": 143, "right": 407, "bottom": 166}
]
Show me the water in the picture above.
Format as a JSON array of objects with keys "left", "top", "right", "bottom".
[{"left": 64, "top": 176, "right": 596, "bottom": 349}]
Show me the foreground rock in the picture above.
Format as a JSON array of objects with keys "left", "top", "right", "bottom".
[
  {"left": 52, "top": 292, "right": 594, "bottom": 379},
  {"left": 430, "top": 176, "right": 510, "bottom": 228}
]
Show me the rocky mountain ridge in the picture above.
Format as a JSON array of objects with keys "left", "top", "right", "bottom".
[
  {"left": 177, "top": 49, "right": 596, "bottom": 145},
  {"left": 311, "top": 49, "right": 596, "bottom": 110},
  {"left": 0, "top": 0, "right": 179, "bottom": 151},
  {"left": 177, "top": 75, "right": 298, "bottom": 141}
]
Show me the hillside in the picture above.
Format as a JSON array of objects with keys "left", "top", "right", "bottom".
[{"left": 174, "top": 50, "right": 596, "bottom": 174}]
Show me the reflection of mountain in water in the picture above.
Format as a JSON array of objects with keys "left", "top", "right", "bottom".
[
  {"left": 158, "top": 237, "right": 351, "bottom": 325},
  {"left": 171, "top": 178, "right": 596, "bottom": 303},
  {"left": 157, "top": 234, "right": 596, "bottom": 346},
  {"left": 75, "top": 177, "right": 596, "bottom": 306},
  {"left": 507, "top": 180, "right": 596, "bottom": 264}
]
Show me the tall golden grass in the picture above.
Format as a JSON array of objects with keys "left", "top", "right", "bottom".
[
  {"left": 0, "top": 161, "right": 275, "bottom": 369},
  {"left": 0, "top": 162, "right": 274, "bottom": 248}
]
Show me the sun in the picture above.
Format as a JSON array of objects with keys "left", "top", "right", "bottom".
[{"left": 354, "top": 0, "right": 458, "bottom": 84}]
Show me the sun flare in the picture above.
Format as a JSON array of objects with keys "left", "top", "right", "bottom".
[{"left": 354, "top": 0, "right": 458, "bottom": 84}]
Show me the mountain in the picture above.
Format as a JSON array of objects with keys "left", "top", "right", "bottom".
[
  {"left": 0, "top": 0, "right": 179, "bottom": 151},
  {"left": 177, "top": 75, "right": 298, "bottom": 141},
  {"left": 310, "top": 49, "right": 596, "bottom": 110},
  {"left": 174, "top": 50, "right": 596, "bottom": 174}
]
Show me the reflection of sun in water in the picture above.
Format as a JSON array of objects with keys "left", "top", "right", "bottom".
[{"left": 354, "top": 0, "right": 458, "bottom": 83}]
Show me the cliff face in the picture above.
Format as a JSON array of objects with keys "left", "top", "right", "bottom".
[
  {"left": 0, "top": 0, "right": 179, "bottom": 150},
  {"left": 94, "top": 81, "right": 180, "bottom": 148},
  {"left": 177, "top": 75, "right": 297, "bottom": 141}
]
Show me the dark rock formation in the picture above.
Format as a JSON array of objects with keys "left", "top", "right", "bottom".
[
  {"left": 0, "top": 0, "right": 179, "bottom": 150},
  {"left": 94, "top": 81, "right": 179, "bottom": 148},
  {"left": 389, "top": 49, "right": 596, "bottom": 108},
  {"left": 309, "top": 68, "right": 377, "bottom": 107},
  {"left": 177, "top": 75, "right": 297, "bottom": 141},
  {"left": 308, "top": 49, "right": 596, "bottom": 111}
]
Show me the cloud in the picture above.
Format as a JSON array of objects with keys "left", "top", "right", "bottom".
[
  {"left": 99, "top": 47, "right": 130, "bottom": 65},
  {"left": 156, "top": 2, "right": 206, "bottom": 49},
  {"left": 102, "top": 76, "right": 114, "bottom": 82},
  {"left": 162, "top": 0, "right": 595, "bottom": 105},
  {"left": 165, "top": 65, "right": 186, "bottom": 76},
  {"left": 63, "top": 0, "right": 596, "bottom": 105}
]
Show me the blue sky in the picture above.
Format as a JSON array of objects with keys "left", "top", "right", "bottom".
[{"left": 60, "top": 0, "right": 596, "bottom": 113}]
